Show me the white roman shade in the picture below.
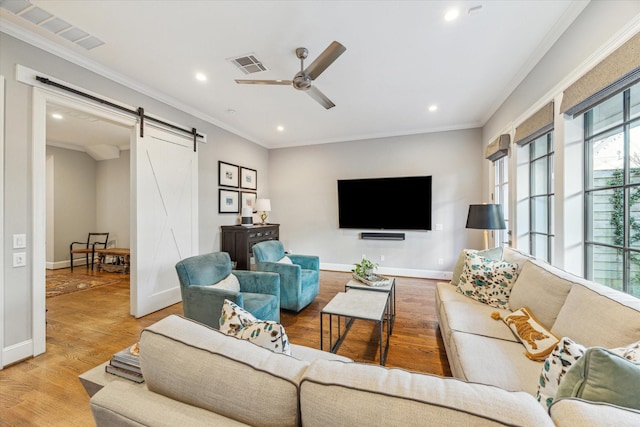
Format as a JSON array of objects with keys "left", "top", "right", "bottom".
[
  {"left": 485, "top": 134, "right": 510, "bottom": 162},
  {"left": 560, "top": 31, "right": 640, "bottom": 118},
  {"left": 514, "top": 102, "right": 554, "bottom": 147}
]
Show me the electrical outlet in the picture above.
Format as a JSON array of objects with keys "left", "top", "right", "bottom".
[
  {"left": 13, "top": 234, "right": 26, "bottom": 249},
  {"left": 435, "top": 224, "right": 443, "bottom": 231},
  {"left": 380, "top": 255, "right": 385, "bottom": 261},
  {"left": 13, "top": 252, "right": 27, "bottom": 267},
  {"left": 362, "top": 254, "right": 366, "bottom": 260},
  {"left": 438, "top": 258, "right": 444, "bottom": 265}
]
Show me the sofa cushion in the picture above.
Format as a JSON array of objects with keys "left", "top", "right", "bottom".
[
  {"left": 457, "top": 250, "right": 518, "bottom": 309},
  {"left": 300, "top": 359, "right": 554, "bottom": 427},
  {"left": 140, "top": 315, "right": 308, "bottom": 427},
  {"left": 550, "top": 398, "right": 640, "bottom": 427},
  {"left": 448, "top": 330, "right": 543, "bottom": 395},
  {"left": 555, "top": 347, "right": 640, "bottom": 410},
  {"left": 502, "top": 307, "right": 559, "bottom": 361},
  {"left": 219, "top": 300, "right": 291, "bottom": 355},
  {"left": 551, "top": 279, "right": 640, "bottom": 348},
  {"left": 451, "top": 247, "right": 503, "bottom": 285},
  {"left": 508, "top": 260, "right": 573, "bottom": 329},
  {"left": 536, "top": 337, "right": 587, "bottom": 409}
]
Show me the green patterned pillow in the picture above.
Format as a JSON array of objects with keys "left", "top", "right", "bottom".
[
  {"left": 451, "top": 247, "right": 503, "bottom": 285},
  {"left": 220, "top": 299, "right": 291, "bottom": 355},
  {"left": 536, "top": 337, "right": 586, "bottom": 409},
  {"left": 456, "top": 249, "right": 518, "bottom": 309}
]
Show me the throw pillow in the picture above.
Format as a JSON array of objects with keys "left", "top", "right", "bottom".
[
  {"left": 451, "top": 247, "right": 503, "bottom": 285},
  {"left": 554, "top": 347, "right": 640, "bottom": 410},
  {"left": 210, "top": 273, "right": 240, "bottom": 292},
  {"left": 277, "top": 255, "right": 293, "bottom": 264},
  {"left": 219, "top": 299, "right": 291, "bottom": 355},
  {"left": 456, "top": 249, "right": 518, "bottom": 309},
  {"left": 536, "top": 337, "right": 586, "bottom": 409},
  {"left": 536, "top": 338, "right": 640, "bottom": 409},
  {"left": 502, "top": 307, "right": 559, "bottom": 361}
]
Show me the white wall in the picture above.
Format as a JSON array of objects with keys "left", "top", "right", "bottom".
[
  {"left": 269, "top": 129, "right": 484, "bottom": 277},
  {"left": 96, "top": 150, "right": 131, "bottom": 249}
]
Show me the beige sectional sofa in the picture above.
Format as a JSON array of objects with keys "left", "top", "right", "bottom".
[
  {"left": 90, "top": 314, "right": 554, "bottom": 426},
  {"left": 436, "top": 247, "right": 640, "bottom": 425}
]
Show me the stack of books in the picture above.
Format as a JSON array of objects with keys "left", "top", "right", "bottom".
[{"left": 105, "top": 343, "right": 144, "bottom": 383}]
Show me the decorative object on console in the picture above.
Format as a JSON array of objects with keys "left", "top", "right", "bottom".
[
  {"left": 255, "top": 198, "right": 271, "bottom": 224},
  {"left": 241, "top": 207, "right": 253, "bottom": 226},
  {"left": 220, "top": 299, "right": 291, "bottom": 355},
  {"left": 465, "top": 204, "right": 506, "bottom": 249}
]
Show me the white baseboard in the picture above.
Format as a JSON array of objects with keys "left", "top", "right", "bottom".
[
  {"left": 46, "top": 259, "right": 89, "bottom": 270},
  {"left": 320, "top": 263, "right": 452, "bottom": 281},
  {"left": 2, "top": 339, "right": 33, "bottom": 369}
]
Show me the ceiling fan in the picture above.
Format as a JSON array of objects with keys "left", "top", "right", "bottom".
[{"left": 235, "top": 41, "right": 346, "bottom": 109}]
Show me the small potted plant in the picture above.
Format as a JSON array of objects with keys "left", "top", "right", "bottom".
[{"left": 352, "top": 257, "right": 378, "bottom": 280}]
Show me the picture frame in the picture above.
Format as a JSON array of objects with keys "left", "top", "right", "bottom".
[
  {"left": 219, "top": 189, "right": 240, "bottom": 213},
  {"left": 219, "top": 161, "right": 239, "bottom": 188},
  {"left": 241, "top": 191, "right": 257, "bottom": 211},
  {"left": 240, "top": 167, "right": 257, "bottom": 190}
]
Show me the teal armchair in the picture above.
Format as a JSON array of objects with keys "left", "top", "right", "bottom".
[
  {"left": 175, "top": 252, "right": 280, "bottom": 329},
  {"left": 252, "top": 240, "right": 319, "bottom": 312}
]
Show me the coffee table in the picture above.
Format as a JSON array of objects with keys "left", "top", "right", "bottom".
[
  {"left": 345, "top": 277, "right": 396, "bottom": 333},
  {"left": 320, "top": 289, "right": 390, "bottom": 365}
]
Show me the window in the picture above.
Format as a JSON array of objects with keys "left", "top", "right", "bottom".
[
  {"left": 528, "top": 133, "right": 554, "bottom": 262},
  {"left": 493, "top": 156, "right": 510, "bottom": 247},
  {"left": 584, "top": 82, "right": 640, "bottom": 297}
]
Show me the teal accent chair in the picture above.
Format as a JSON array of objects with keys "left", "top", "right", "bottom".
[
  {"left": 175, "top": 252, "right": 280, "bottom": 329},
  {"left": 252, "top": 240, "right": 319, "bottom": 312}
]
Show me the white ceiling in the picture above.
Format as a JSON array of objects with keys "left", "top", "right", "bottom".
[{"left": 1, "top": 0, "right": 589, "bottom": 149}]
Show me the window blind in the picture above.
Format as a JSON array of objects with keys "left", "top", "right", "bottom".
[
  {"left": 485, "top": 134, "right": 510, "bottom": 161},
  {"left": 514, "top": 102, "right": 554, "bottom": 147},
  {"left": 560, "top": 32, "right": 640, "bottom": 118}
]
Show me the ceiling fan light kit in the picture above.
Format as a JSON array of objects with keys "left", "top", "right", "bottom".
[{"left": 235, "top": 41, "right": 346, "bottom": 109}]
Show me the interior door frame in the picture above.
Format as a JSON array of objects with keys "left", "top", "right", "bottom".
[{"left": 30, "top": 82, "right": 136, "bottom": 356}]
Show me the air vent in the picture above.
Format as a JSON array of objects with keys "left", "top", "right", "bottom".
[
  {"left": 228, "top": 54, "right": 268, "bottom": 74},
  {"left": 0, "top": 0, "right": 104, "bottom": 50}
]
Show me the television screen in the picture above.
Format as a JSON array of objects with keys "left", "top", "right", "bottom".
[{"left": 337, "top": 176, "right": 432, "bottom": 230}]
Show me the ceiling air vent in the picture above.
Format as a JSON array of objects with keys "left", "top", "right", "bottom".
[{"left": 228, "top": 54, "right": 267, "bottom": 74}]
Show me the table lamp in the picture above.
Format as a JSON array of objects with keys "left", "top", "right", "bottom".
[
  {"left": 255, "top": 198, "right": 271, "bottom": 225},
  {"left": 466, "top": 204, "right": 506, "bottom": 249}
]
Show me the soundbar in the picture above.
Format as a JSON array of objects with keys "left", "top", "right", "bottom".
[{"left": 360, "top": 232, "right": 405, "bottom": 241}]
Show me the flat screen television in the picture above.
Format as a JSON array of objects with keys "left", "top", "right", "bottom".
[{"left": 337, "top": 175, "right": 432, "bottom": 230}]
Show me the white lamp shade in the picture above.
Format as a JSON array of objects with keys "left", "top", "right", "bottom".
[{"left": 255, "top": 199, "right": 271, "bottom": 212}]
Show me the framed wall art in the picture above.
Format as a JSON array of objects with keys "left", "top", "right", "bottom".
[
  {"left": 219, "top": 189, "right": 240, "bottom": 213},
  {"left": 219, "top": 161, "right": 239, "bottom": 188},
  {"left": 240, "top": 167, "right": 257, "bottom": 190},
  {"left": 241, "top": 191, "right": 257, "bottom": 211}
]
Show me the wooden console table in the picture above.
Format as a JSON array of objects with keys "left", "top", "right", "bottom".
[
  {"left": 95, "top": 248, "right": 131, "bottom": 274},
  {"left": 221, "top": 224, "right": 279, "bottom": 270}
]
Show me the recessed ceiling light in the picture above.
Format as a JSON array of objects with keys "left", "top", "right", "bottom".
[
  {"left": 195, "top": 72, "right": 207, "bottom": 82},
  {"left": 277, "top": 126, "right": 284, "bottom": 132},
  {"left": 444, "top": 9, "right": 459, "bottom": 22},
  {"left": 428, "top": 105, "right": 438, "bottom": 112},
  {"left": 51, "top": 113, "right": 63, "bottom": 119}
]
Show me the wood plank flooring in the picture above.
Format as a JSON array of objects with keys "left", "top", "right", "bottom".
[{"left": 0, "top": 269, "right": 450, "bottom": 426}]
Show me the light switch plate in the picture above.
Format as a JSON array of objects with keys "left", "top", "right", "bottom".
[
  {"left": 13, "top": 234, "right": 26, "bottom": 249},
  {"left": 13, "top": 252, "right": 27, "bottom": 267}
]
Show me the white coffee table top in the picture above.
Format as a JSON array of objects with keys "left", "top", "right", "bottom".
[
  {"left": 346, "top": 277, "right": 395, "bottom": 292},
  {"left": 321, "top": 289, "right": 388, "bottom": 321}
]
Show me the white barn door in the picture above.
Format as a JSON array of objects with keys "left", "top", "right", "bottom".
[{"left": 131, "top": 124, "right": 198, "bottom": 317}]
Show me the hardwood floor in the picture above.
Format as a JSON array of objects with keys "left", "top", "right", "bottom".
[{"left": 1, "top": 268, "right": 450, "bottom": 426}]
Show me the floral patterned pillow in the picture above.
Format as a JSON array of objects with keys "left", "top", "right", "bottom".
[
  {"left": 219, "top": 299, "right": 291, "bottom": 355},
  {"left": 456, "top": 249, "right": 519, "bottom": 309}
]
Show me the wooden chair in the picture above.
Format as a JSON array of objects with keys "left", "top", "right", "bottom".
[{"left": 69, "top": 232, "right": 109, "bottom": 271}]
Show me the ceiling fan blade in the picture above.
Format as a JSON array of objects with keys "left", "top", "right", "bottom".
[
  {"left": 304, "top": 41, "right": 346, "bottom": 81},
  {"left": 235, "top": 79, "right": 292, "bottom": 85},
  {"left": 306, "top": 86, "right": 336, "bottom": 109}
]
